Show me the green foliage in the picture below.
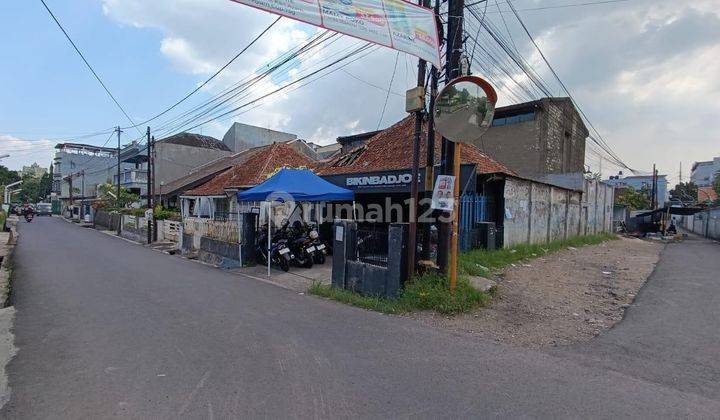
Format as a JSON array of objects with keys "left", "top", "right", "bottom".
[
  {"left": 714, "top": 170, "right": 720, "bottom": 201},
  {"left": 0, "top": 165, "right": 20, "bottom": 190},
  {"left": 670, "top": 181, "right": 698, "bottom": 202},
  {"left": 0, "top": 210, "right": 6, "bottom": 228},
  {"left": 310, "top": 234, "right": 617, "bottom": 316},
  {"left": 153, "top": 204, "right": 179, "bottom": 220},
  {"left": 13, "top": 172, "right": 52, "bottom": 204},
  {"left": 615, "top": 186, "right": 651, "bottom": 210},
  {"left": 459, "top": 233, "right": 618, "bottom": 277},
  {"left": 309, "top": 273, "right": 490, "bottom": 315},
  {"left": 96, "top": 183, "right": 140, "bottom": 208}
]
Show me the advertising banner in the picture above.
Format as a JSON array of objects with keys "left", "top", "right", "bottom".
[{"left": 229, "top": 0, "right": 441, "bottom": 68}]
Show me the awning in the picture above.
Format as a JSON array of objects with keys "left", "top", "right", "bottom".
[{"left": 237, "top": 168, "right": 354, "bottom": 202}]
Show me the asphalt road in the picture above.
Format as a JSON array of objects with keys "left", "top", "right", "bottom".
[{"left": 2, "top": 217, "right": 719, "bottom": 418}]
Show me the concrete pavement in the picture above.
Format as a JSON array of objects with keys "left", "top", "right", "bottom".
[{"left": 2, "top": 217, "right": 720, "bottom": 418}]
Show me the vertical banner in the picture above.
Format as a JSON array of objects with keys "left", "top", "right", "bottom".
[
  {"left": 229, "top": 0, "right": 441, "bottom": 68},
  {"left": 431, "top": 175, "right": 456, "bottom": 212}
]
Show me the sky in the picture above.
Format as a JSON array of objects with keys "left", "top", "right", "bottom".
[{"left": 1, "top": 0, "right": 719, "bottom": 187}]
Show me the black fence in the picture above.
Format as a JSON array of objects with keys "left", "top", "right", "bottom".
[{"left": 355, "top": 225, "right": 389, "bottom": 267}]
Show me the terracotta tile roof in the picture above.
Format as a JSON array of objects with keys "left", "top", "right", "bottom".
[
  {"left": 184, "top": 142, "right": 314, "bottom": 196},
  {"left": 315, "top": 116, "right": 516, "bottom": 176}
]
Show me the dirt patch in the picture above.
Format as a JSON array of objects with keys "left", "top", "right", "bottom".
[{"left": 411, "top": 237, "right": 664, "bottom": 348}]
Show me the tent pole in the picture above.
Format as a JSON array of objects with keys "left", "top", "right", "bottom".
[
  {"left": 267, "top": 201, "right": 271, "bottom": 278},
  {"left": 353, "top": 200, "right": 357, "bottom": 221}
]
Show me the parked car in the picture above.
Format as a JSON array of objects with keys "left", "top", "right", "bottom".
[{"left": 36, "top": 203, "right": 52, "bottom": 216}]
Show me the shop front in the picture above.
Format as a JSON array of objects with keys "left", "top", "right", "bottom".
[{"left": 321, "top": 164, "right": 507, "bottom": 251}]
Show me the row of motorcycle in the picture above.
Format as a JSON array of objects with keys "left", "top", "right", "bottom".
[{"left": 256, "top": 220, "right": 328, "bottom": 272}]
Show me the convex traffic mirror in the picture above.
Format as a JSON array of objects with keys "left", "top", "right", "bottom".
[{"left": 434, "top": 76, "right": 498, "bottom": 144}]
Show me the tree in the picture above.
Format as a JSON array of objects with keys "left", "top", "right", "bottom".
[
  {"left": 97, "top": 183, "right": 139, "bottom": 208},
  {"left": 615, "top": 186, "right": 651, "bottom": 210},
  {"left": 714, "top": 170, "right": 720, "bottom": 200},
  {"left": 0, "top": 165, "right": 20, "bottom": 188},
  {"left": 669, "top": 181, "right": 698, "bottom": 203}
]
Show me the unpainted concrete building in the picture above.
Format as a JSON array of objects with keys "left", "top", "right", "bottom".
[
  {"left": 471, "top": 97, "right": 588, "bottom": 190},
  {"left": 222, "top": 122, "right": 297, "bottom": 153}
]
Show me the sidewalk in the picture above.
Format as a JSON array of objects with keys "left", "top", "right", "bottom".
[{"left": 227, "top": 259, "right": 332, "bottom": 292}]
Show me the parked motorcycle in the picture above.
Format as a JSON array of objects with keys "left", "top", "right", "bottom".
[
  {"left": 286, "top": 222, "right": 314, "bottom": 268},
  {"left": 256, "top": 224, "right": 293, "bottom": 272},
  {"left": 307, "top": 229, "right": 326, "bottom": 264}
]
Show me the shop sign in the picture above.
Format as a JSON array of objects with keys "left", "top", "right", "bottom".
[
  {"left": 346, "top": 173, "right": 413, "bottom": 187},
  {"left": 229, "top": 0, "right": 441, "bottom": 67}
]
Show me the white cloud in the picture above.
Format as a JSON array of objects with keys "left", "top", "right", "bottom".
[{"left": 0, "top": 135, "right": 55, "bottom": 170}]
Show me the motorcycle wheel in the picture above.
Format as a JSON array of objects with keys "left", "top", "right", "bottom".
[
  {"left": 279, "top": 258, "right": 290, "bottom": 272},
  {"left": 303, "top": 256, "right": 314, "bottom": 269}
]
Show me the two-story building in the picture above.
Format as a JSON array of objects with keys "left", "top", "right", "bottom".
[
  {"left": 52, "top": 143, "right": 130, "bottom": 206},
  {"left": 691, "top": 157, "right": 720, "bottom": 187}
]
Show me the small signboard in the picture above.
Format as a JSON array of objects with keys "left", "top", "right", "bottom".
[{"left": 431, "top": 175, "right": 455, "bottom": 212}]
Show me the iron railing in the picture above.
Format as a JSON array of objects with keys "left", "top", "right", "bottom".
[{"left": 355, "top": 225, "right": 389, "bottom": 267}]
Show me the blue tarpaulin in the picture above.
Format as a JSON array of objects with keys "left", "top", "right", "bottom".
[{"left": 237, "top": 168, "right": 354, "bottom": 202}]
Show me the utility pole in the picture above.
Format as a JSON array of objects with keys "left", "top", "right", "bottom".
[
  {"left": 679, "top": 162, "right": 682, "bottom": 184},
  {"left": 151, "top": 136, "right": 158, "bottom": 242},
  {"left": 116, "top": 125, "right": 122, "bottom": 235},
  {"left": 80, "top": 170, "right": 85, "bottom": 220},
  {"left": 67, "top": 174, "right": 73, "bottom": 215},
  {"left": 407, "top": 0, "right": 430, "bottom": 279},
  {"left": 651, "top": 163, "right": 657, "bottom": 210},
  {"left": 116, "top": 126, "right": 122, "bottom": 203},
  {"left": 146, "top": 126, "right": 153, "bottom": 244},
  {"left": 422, "top": 0, "right": 441, "bottom": 261},
  {"left": 437, "top": 0, "right": 465, "bottom": 274}
]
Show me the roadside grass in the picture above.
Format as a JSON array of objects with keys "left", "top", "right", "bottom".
[
  {"left": 459, "top": 233, "right": 618, "bottom": 277},
  {"left": 310, "top": 233, "right": 616, "bottom": 316},
  {"left": 309, "top": 273, "right": 490, "bottom": 315}
]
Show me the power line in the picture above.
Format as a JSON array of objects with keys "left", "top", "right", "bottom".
[
  {"left": 122, "top": 17, "right": 282, "bottom": 130},
  {"left": 341, "top": 69, "right": 405, "bottom": 97},
  {"left": 178, "top": 43, "right": 376, "bottom": 134},
  {"left": 377, "top": 52, "right": 400, "bottom": 130},
  {"left": 151, "top": 32, "right": 342, "bottom": 137},
  {"left": 38, "top": 0, "right": 141, "bottom": 136},
  {"left": 505, "top": 0, "right": 637, "bottom": 172}
]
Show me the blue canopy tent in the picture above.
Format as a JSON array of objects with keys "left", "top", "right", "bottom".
[
  {"left": 237, "top": 168, "right": 354, "bottom": 276},
  {"left": 237, "top": 168, "right": 354, "bottom": 202}
]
